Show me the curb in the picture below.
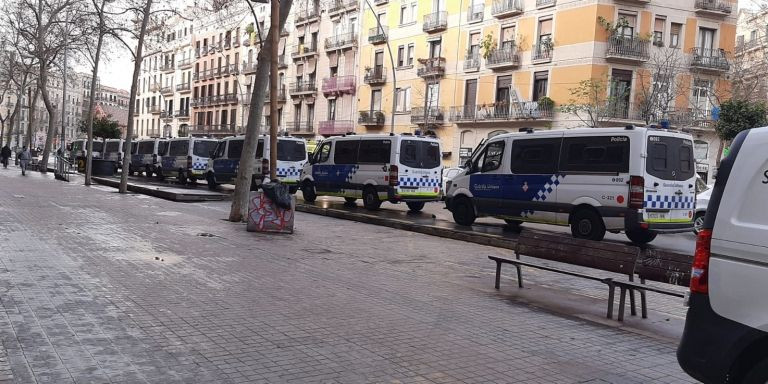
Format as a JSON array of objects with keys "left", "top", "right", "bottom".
[
  {"left": 295, "top": 203, "right": 519, "bottom": 251},
  {"left": 91, "top": 177, "right": 225, "bottom": 202}
]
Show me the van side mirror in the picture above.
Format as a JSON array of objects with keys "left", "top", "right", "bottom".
[
  {"left": 209, "top": 150, "right": 216, "bottom": 159},
  {"left": 464, "top": 159, "right": 474, "bottom": 174}
]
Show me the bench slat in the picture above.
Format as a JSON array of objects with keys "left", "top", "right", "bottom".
[
  {"left": 635, "top": 249, "right": 692, "bottom": 287},
  {"left": 519, "top": 231, "right": 640, "bottom": 255}
]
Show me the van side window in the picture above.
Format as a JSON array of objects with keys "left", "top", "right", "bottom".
[
  {"left": 650, "top": 142, "right": 668, "bottom": 171},
  {"left": 334, "top": 140, "right": 360, "bottom": 164},
  {"left": 228, "top": 140, "right": 244, "bottom": 158},
  {"left": 510, "top": 138, "right": 560, "bottom": 174},
  {"left": 169, "top": 140, "right": 189, "bottom": 156},
  {"left": 316, "top": 142, "right": 332, "bottom": 163},
  {"left": 256, "top": 139, "right": 264, "bottom": 158},
  {"left": 476, "top": 140, "right": 505, "bottom": 173},
  {"left": 214, "top": 141, "right": 226, "bottom": 158},
  {"left": 157, "top": 141, "right": 169, "bottom": 155},
  {"left": 559, "top": 136, "right": 629, "bottom": 173},
  {"left": 358, "top": 139, "right": 391, "bottom": 164}
]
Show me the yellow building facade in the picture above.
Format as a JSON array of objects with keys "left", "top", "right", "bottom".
[{"left": 356, "top": 0, "right": 736, "bottom": 174}]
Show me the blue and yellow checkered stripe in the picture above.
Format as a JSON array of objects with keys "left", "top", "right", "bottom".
[
  {"left": 645, "top": 195, "right": 694, "bottom": 209},
  {"left": 398, "top": 177, "right": 439, "bottom": 188}
]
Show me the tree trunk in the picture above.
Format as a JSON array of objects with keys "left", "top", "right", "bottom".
[
  {"left": 26, "top": 86, "right": 39, "bottom": 149},
  {"left": 119, "top": 0, "right": 153, "bottom": 193},
  {"left": 39, "top": 61, "right": 57, "bottom": 173},
  {"left": 228, "top": 0, "right": 293, "bottom": 222},
  {"left": 85, "top": 6, "right": 105, "bottom": 186},
  {"left": 5, "top": 100, "right": 19, "bottom": 147}
]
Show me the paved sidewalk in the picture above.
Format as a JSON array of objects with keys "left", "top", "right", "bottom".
[{"left": 0, "top": 169, "right": 693, "bottom": 383}]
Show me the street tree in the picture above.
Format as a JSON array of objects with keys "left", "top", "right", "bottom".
[
  {"left": 559, "top": 77, "right": 629, "bottom": 128},
  {"left": 228, "top": 0, "right": 294, "bottom": 222},
  {"left": 79, "top": 115, "right": 121, "bottom": 139},
  {"left": 715, "top": 99, "right": 768, "bottom": 143},
  {"left": 634, "top": 47, "right": 689, "bottom": 125}
]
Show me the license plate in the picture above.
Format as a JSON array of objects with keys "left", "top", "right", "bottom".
[{"left": 647, "top": 212, "right": 668, "bottom": 220}]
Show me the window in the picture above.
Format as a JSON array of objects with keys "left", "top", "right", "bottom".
[
  {"left": 407, "top": 43, "right": 414, "bottom": 66},
  {"left": 654, "top": 17, "right": 665, "bottom": 46},
  {"left": 537, "top": 18, "right": 553, "bottom": 45},
  {"left": 646, "top": 136, "right": 695, "bottom": 181},
  {"left": 617, "top": 13, "right": 636, "bottom": 37},
  {"left": 399, "top": 2, "right": 417, "bottom": 24},
  {"left": 751, "top": 29, "right": 757, "bottom": 41},
  {"left": 399, "top": 140, "right": 441, "bottom": 169},
  {"left": 510, "top": 138, "right": 560, "bottom": 174},
  {"left": 333, "top": 140, "right": 359, "bottom": 164},
  {"left": 692, "top": 79, "right": 713, "bottom": 119},
  {"left": 397, "top": 45, "right": 405, "bottom": 67},
  {"left": 501, "top": 26, "right": 515, "bottom": 51},
  {"left": 670, "top": 23, "right": 682, "bottom": 48},
  {"left": 533, "top": 71, "right": 548, "bottom": 101},
  {"left": 699, "top": 27, "right": 716, "bottom": 51},
  {"left": 559, "top": 136, "right": 629, "bottom": 173},
  {"left": 277, "top": 140, "right": 306, "bottom": 161},
  {"left": 395, "top": 87, "right": 411, "bottom": 112},
  {"left": 400, "top": 4, "right": 407, "bottom": 24},
  {"left": 371, "top": 89, "right": 382, "bottom": 110},
  {"left": 316, "top": 141, "right": 331, "bottom": 163},
  {"left": 193, "top": 140, "right": 218, "bottom": 158},
  {"left": 476, "top": 140, "right": 505, "bottom": 173},
  {"left": 468, "top": 32, "right": 480, "bottom": 57},
  {"left": 358, "top": 139, "right": 392, "bottom": 163},
  {"left": 227, "top": 139, "right": 244, "bottom": 158},
  {"left": 737, "top": 35, "right": 745, "bottom": 47},
  {"left": 328, "top": 99, "right": 336, "bottom": 120},
  {"left": 169, "top": 140, "right": 189, "bottom": 156},
  {"left": 138, "top": 141, "right": 154, "bottom": 155}
]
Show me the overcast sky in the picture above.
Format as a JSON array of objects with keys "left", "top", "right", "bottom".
[{"left": 97, "top": 0, "right": 759, "bottom": 91}]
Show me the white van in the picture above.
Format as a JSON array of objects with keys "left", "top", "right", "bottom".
[
  {"left": 160, "top": 137, "right": 218, "bottom": 183},
  {"left": 677, "top": 127, "right": 768, "bottom": 384},
  {"left": 206, "top": 135, "right": 307, "bottom": 191},
  {"left": 128, "top": 138, "right": 168, "bottom": 177},
  {"left": 70, "top": 139, "right": 103, "bottom": 160},
  {"left": 300, "top": 134, "right": 443, "bottom": 212},
  {"left": 445, "top": 126, "right": 696, "bottom": 243},
  {"left": 103, "top": 139, "right": 123, "bottom": 163}
]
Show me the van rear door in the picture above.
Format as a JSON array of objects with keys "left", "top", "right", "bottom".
[
  {"left": 397, "top": 139, "right": 442, "bottom": 200},
  {"left": 643, "top": 134, "right": 696, "bottom": 225}
]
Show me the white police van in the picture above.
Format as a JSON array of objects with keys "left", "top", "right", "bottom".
[
  {"left": 300, "top": 133, "right": 443, "bottom": 212},
  {"left": 678, "top": 127, "right": 768, "bottom": 384},
  {"left": 70, "top": 139, "right": 103, "bottom": 160},
  {"left": 205, "top": 135, "right": 307, "bottom": 191},
  {"left": 129, "top": 138, "right": 168, "bottom": 177},
  {"left": 160, "top": 137, "right": 218, "bottom": 184},
  {"left": 445, "top": 126, "right": 696, "bottom": 243}
]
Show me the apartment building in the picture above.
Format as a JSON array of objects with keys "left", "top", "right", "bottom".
[
  {"left": 82, "top": 80, "right": 130, "bottom": 133},
  {"left": 359, "top": 0, "right": 735, "bottom": 175}
]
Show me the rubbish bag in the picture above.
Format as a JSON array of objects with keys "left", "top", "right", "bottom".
[{"left": 261, "top": 182, "right": 292, "bottom": 209}]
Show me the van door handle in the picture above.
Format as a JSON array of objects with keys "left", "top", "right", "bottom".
[{"left": 653, "top": 182, "right": 659, "bottom": 187}]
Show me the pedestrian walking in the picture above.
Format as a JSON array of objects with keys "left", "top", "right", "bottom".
[
  {"left": 18, "top": 146, "right": 30, "bottom": 176},
  {"left": 0, "top": 145, "right": 10, "bottom": 169}
]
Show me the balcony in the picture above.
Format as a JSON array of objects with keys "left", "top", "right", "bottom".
[
  {"left": 221, "top": 64, "right": 239, "bottom": 76},
  {"left": 284, "top": 121, "right": 314, "bottom": 134},
  {"left": 364, "top": 67, "right": 387, "bottom": 85},
  {"left": 358, "top": 110, "right": 386, "bottom": 127},
  {"left": 374, "top": 0, "right": 388, "bottom": 4},
  {"left": 290, "top": 81, "right": 317, "bottom": 96},
  {"left": 464, "top": 52, "right": 480, "bottom": 71},
  {"left": 177, "top": 58, "right": 193, "bottom": 69},
  {"left": 328, "top": 0, "right": 358, "bottom": 17},
  {"left": 417, "top": 57, "right": 446, "bottom": 78},
  {"left": 160, "top": 110, "right": 172, "bottom": 119},
  {"left": 148, "top": 105, "right": 162, "bottom": 114},
  {"left": 176, "top": 83, "right": 191, "bottom": 93},
  {"left": 160, "top": 85, "right": 174, "bottom": 95},
  {"left": 325, "top": 33, "right": 358, "bottom": 51},
  {"left": 319, "top": 120, "right": 353, "bottom": 136},
  {"left": 690, "top": 48, "right": 730, "bottom": 73},
  {"left": 694, "top": 0, "right": 732, "bottom": 16},
  {"left": 174, "top": 110, "right": 190, "bottom": 119},
  {"left": 605, "top": 35, "right": 650, "bottom": 63},
  {"left": 449, "top": 102, "right": 554, "bottom": 123},
  {"left": 242, "top": 61, "right": 258, "bottom": 74},
  {"left": 200, "top": 45, "right": 209, "bottom": 56},
  {"left": 322, "top": 75, "right": 356, "bottom": 95},
  {"left": 467, "top": 3, "right": 484, "bottom": 23},
  {"left": 532, "top": 43, "right": 553, "bottom": 64},
  {"left": 536, "top": 0, "right": 556, "bottom": 8},
  {"left": 368, "top": 26, "right": 388, "bottom": 44},
  {"left": 278, "top": 54, "right": 288, "bottom": 69},
  {"left": 211, "top": 67, "right": 222, "bottom": 78},
  {"left": 189, "top": 124, "right": 240, "bottom": 137},
  {"left": 411, "top": 107, "right": 446, "bottom": 125},
  {"left": 292, "top": 43, "right": 319, "bottom": 60},
  {"left": 486, "top": 45, "right": 520, "bottom": 69},
  {"left": 265, "top": 86, "right": 288, "bottom": 103},
  {"left": 160, "top": 63, "right": 174, "bottom": 73},
  {"left": 295, "top": 7, "right": 320, "bottom": 26},
  {"left": 221, "top": 93, "right": 238, "bottom": 104},
  {"left": 423, "top": 11, "right": 447, "bottom": 33},
  {"left": 149, "top": 83, "right": 162, "bottom": 92},
  {"left": 223, "top": 39, "right": 231, "bottom": 50},
  {"left": 492, "top": 0, "right": 522, "bottom": 18}
]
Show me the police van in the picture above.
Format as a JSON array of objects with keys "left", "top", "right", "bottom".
[
  {"left": 205, "top": 135, "right": 307, "bottom": 191},
  {"left": 300, "top": 133, "right": 443, "bottom": 212},
  {"left": 129, "top": 138, "right": 168, "bottom": 177},
  {"left": 677, "top": 126, "right": 768, "bottom": 384},
  {"left": 445, "top": 126, "right": 696, "bottom": 243},
  {"left": 70, "top": 139, "right": 103, "bottom": 160},
  {"left": 103, "top": 139, "right": 123, "bottom": 162},
  {"left": 160, "top": 137, "right": 218, "bottom": 183}
]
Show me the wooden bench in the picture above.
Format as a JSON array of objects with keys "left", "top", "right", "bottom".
[
  {"left": 613, "top": 249, "right": 693, "bottom": 319},
  {"left": 489, "top": 231, "right": 641, "bottom": 320}
]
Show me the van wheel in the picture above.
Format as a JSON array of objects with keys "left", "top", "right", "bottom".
[
  {"left": 206, "top": 172, "right": 218, "bottom": 190},
  {"left": 145, "top": 165, "right": 152, "bottom": 177},
  {"left": 301, "top": 181, "right": 317, "bottom": 203},
  {"left": 406, "top": 201, "right": 425, "bottom": 212},
  {"left": 363, "top": 187, "right": 382, "bottom": 211},
  {"left": 743, "top": 357, "right": 768, "bottom": 384},
  {"left": 451, "top": 197, "right": 476, "bottom": 226},
  {"left": 570, "top": 209, "right": 606, "bottom": 241},
  {"left": 344, "top": 197, "right": 357, "bottom": 204},
  {"left": 177, "top": 170, "right": 187, "bottom": 185},
  {"left": 625, "top": 229, "right": 658, "bottom": 245},
  {"left": 693, "top": 212, "right": 706, "bottom": 234}
]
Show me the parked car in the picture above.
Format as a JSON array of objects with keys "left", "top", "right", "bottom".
[
  {"left": 677, "top": 126, "right": 768, "bottom": 384},
  {"left": 441, "top": 167, "right": 463, "bottom": 200},
  {"left": 693, "top": 175, "right": 713, "bottom": 234}
]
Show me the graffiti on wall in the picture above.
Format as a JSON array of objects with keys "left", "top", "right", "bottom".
[{"left": 247, "top": 192, "right": 294, "bottom": 233}]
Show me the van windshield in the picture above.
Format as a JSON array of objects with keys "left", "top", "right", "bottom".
[
  {"left": 105, "top": 141, "right": 120, "bottom": 152},
  {"left": 72, "top": 141, "right": 83, "bottom": 151},
  {"left": 277, "top": 140, "right": 306, "bottom": 162},
  {"left": 92, "top": 142, "right": 104, "bottom": 152},
  {"left": 193, "top": 140, "right": 218, "bottom": 158},
  {"left": 399, "top": 140, "right": 441, "bottom": 169},
  {"left": 646, "top": 136, "right": 695, "bottom": 181}
]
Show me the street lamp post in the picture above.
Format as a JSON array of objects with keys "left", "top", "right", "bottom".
[{"left": 363, "top": 0, "right": 397, "bottom": 134}]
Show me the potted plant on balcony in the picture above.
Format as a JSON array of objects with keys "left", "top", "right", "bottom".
[
  {"left": 480, "top": 32, "right": 498, "bottom": 59},
  {"left": 537, "top": 96, "right": 554, "bottom": 110},
  {"left": 359, "top": 110, "right": 370, "bottom": 122},
  {"left": 374, "top": 111, "right": 385, "bottom": 123}
]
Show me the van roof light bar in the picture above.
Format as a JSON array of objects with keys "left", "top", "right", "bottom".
[{"left": 625, "top": 124, "right": 635, "bottom": 130}]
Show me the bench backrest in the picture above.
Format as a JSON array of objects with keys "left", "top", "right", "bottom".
[
  {"left": 635, "top": 249, "right": 692, "bottom": 287},
  {"left": 515, "top": 230, "right": 640, "bottom": 276}
]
